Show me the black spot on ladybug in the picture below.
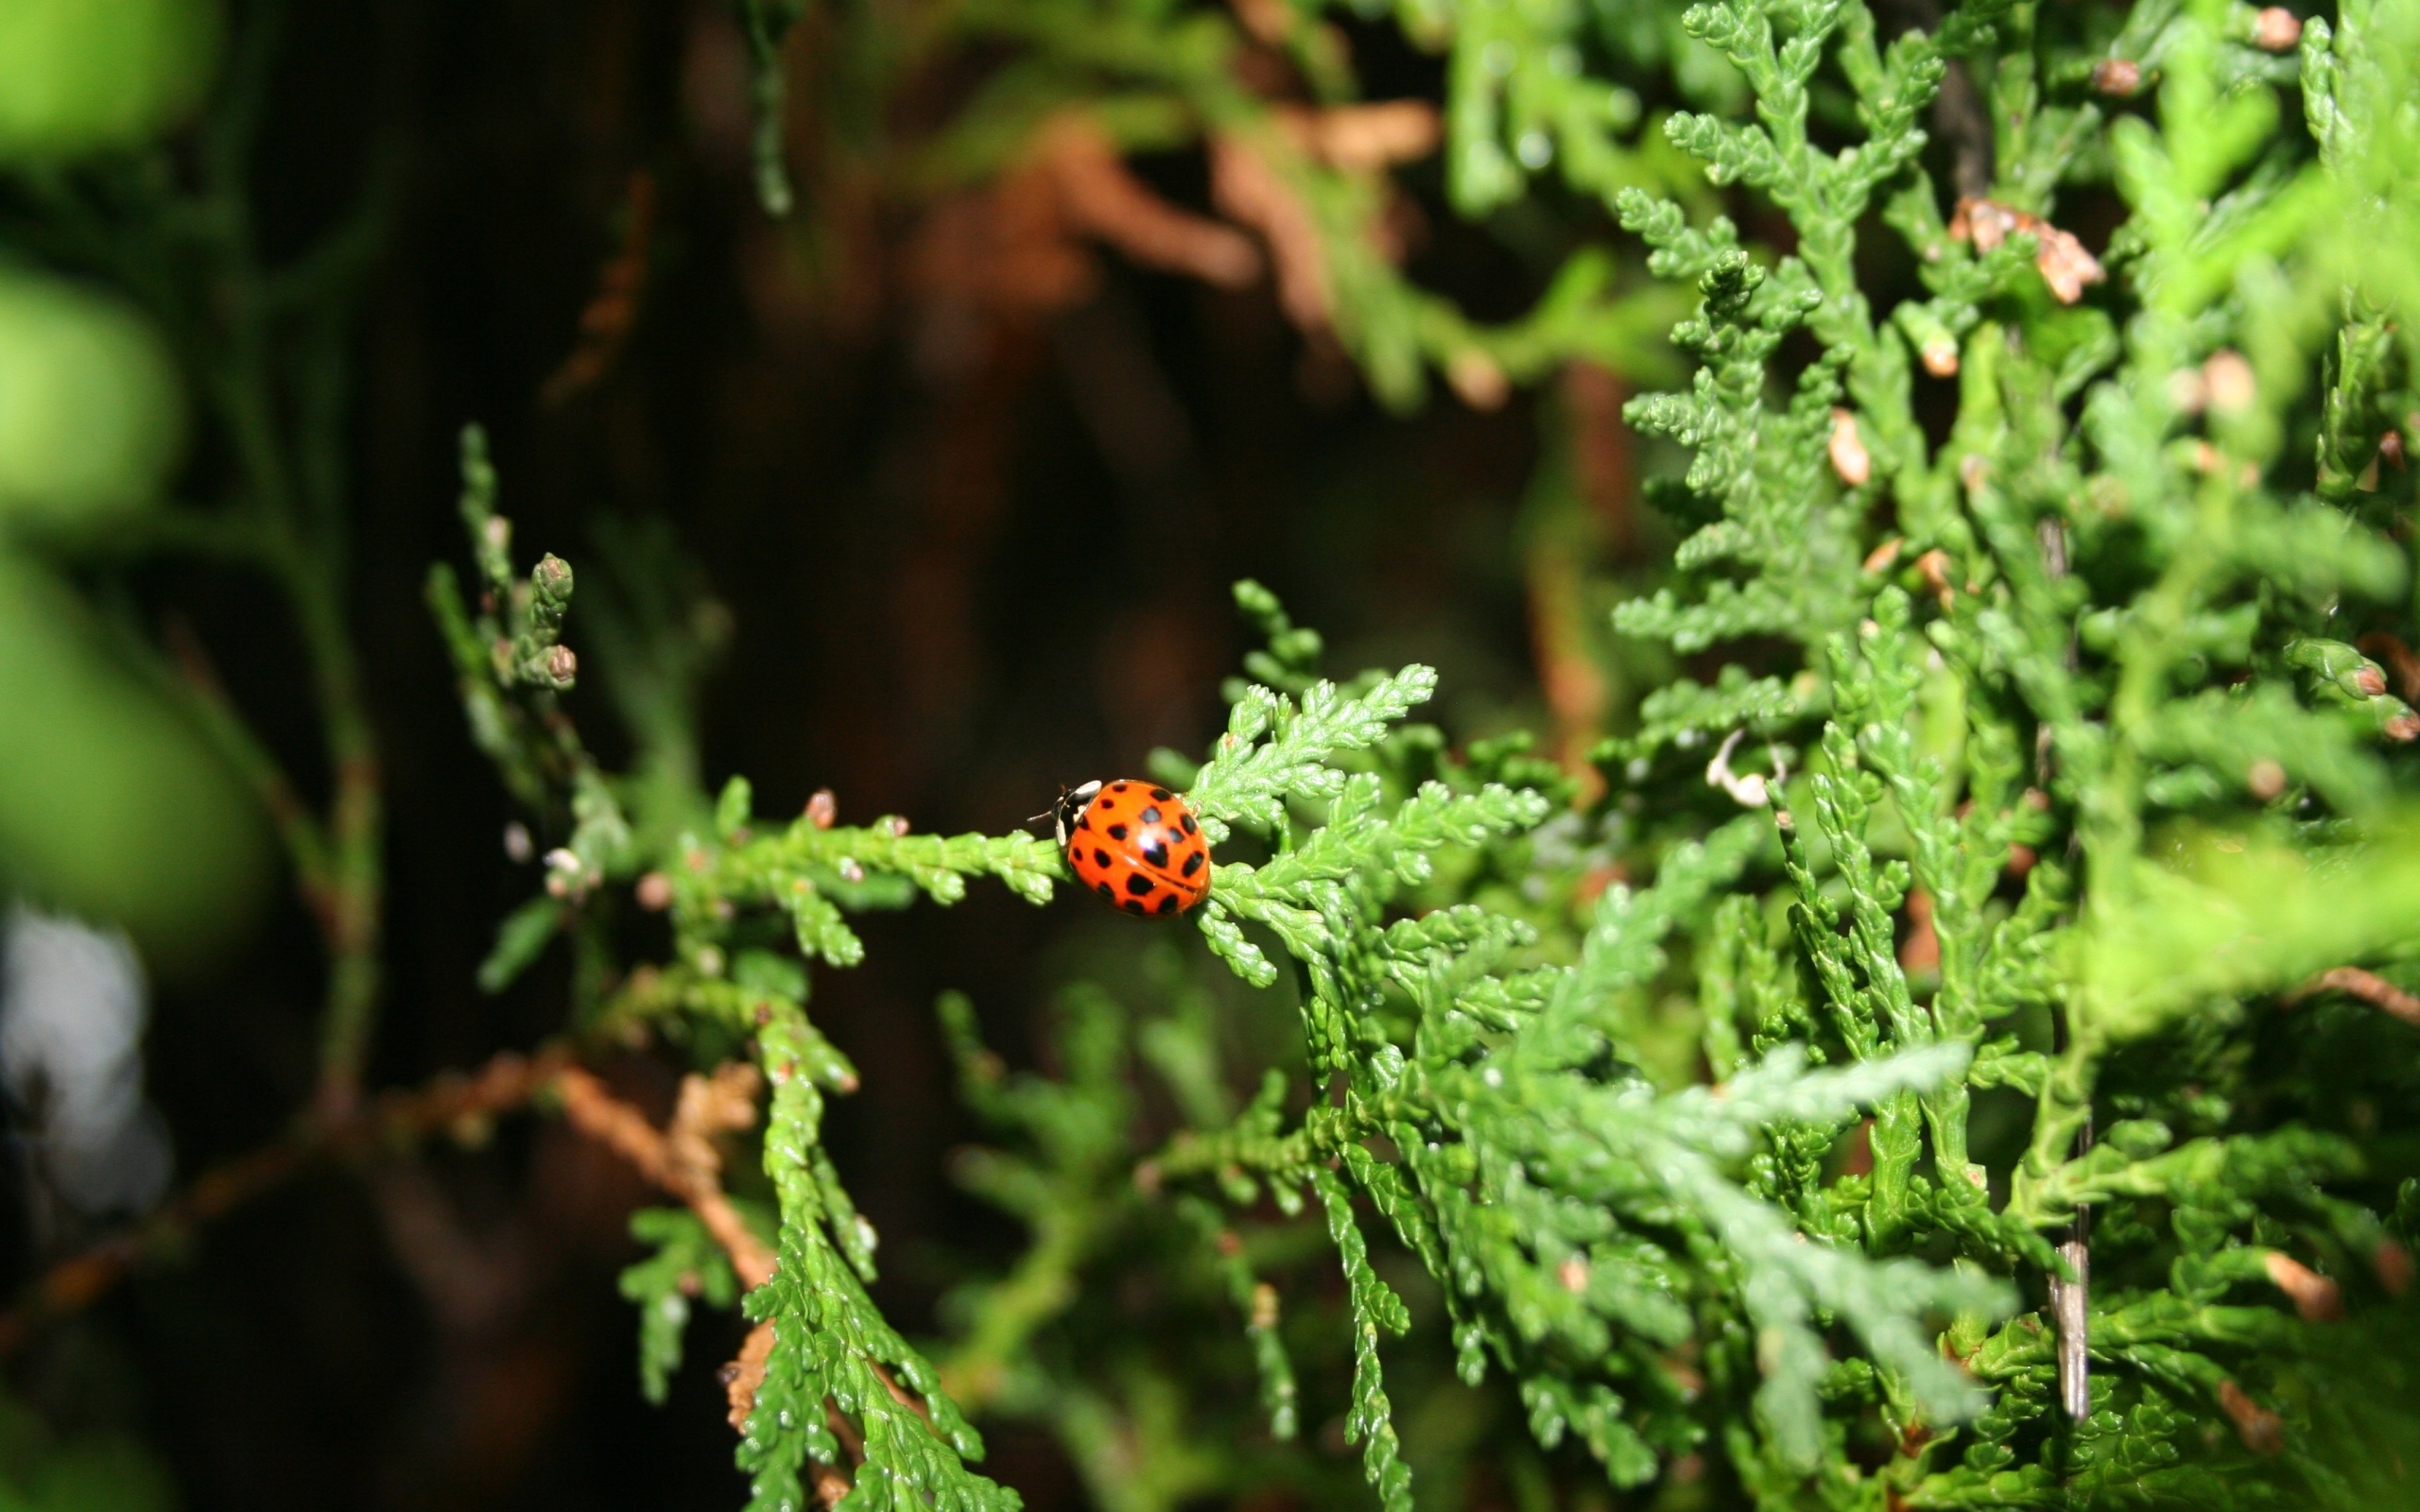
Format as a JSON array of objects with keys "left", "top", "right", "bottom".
[
  {"left": 1106, "top": 823, "right": 1128, "bottom": 840},
  {"left": 1094, "top": 849, "right": 1112, "bottom": 868},
  {"left": 1150, "top": 787, "right": 1171, "bottom": 801},
  {"left": 1125, "top": 872, "right": 1155, "bottom": 897},
  {"left": 1095, "top": 797, "right": 1115, "bottom": 813},
  {"left": 1182, "top": 850, "right": 1203, "bottom": 877},
  {"left": 1123, "top": 898, "right": 1148, "bottom": 915},
  {"left": 1112, "top": 781, "right": 1130, "bottom": 792},
  {"left": 1096, "top": 881, "right": 1114, "bottom": 902},
  {"left": 1155, "top": 893, "right": 1179, "bottom": 915},
  {"left": 1142, "top": 841, "right": 1169, "bottom": 868},
  {"left": 1077, "top": 815, "right": 1091, "bottom": 831},
  {"left": 1140, "top": 805, "right": 1162, "bottom": 824},
  {"left": 1181, "top": 814, "right": 1198, "bottom": 835}
]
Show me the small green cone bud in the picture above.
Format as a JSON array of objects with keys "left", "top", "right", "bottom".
[{"left": 532, "top": 553, "right": 574, "bottom": 605}]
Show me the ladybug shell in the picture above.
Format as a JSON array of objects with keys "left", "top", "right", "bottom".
[{"left": 1061, "top": 780, "right": 1211, "bottom": 916}]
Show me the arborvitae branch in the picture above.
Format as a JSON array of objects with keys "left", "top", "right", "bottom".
[{"left": 425, "top": 0, "right": 2420, "bottom": 1503}]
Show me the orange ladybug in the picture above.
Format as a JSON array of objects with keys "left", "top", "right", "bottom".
[{"left": 1054, "top": 779, "right": 1211, "bottom": 916}]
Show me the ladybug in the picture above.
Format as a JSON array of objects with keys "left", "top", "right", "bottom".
[{"left": 1054, "top": 779, "right": 1211, "bottom": 916}]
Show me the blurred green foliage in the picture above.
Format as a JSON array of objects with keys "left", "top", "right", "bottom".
[
  {"left": 0, "top": 558, "right": 268, "bottom": 968},
  {"left": 0, "top": 0, "right": 263, "bottom": 970},
  {"left": 0, "top": 270, "right": 184, "bottom": 527},
  {"left": 0, "top": 1390, "right": 173, "bottom": 1512},
  {"left": 0, "top": 0, "right": 218, "bottom": 163}
]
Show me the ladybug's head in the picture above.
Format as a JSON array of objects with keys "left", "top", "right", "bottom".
[{"left": 1052, "top": 780, "right": 1102, "bottom": 848}]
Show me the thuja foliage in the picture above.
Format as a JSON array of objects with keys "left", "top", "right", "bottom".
[
  {"left": 446, "top": 0, "right": 2420, "bottom": 1510},
  {"left": 432, "top": 431, "right": 1054, "bottom": 1512},
  {"left": 442, "top": 461, "right": 2002, "bottom": 1507}
]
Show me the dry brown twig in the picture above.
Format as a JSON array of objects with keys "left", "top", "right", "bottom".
[
  {"left": 555, "top": 1061, "right": 775, "bottom": 1287},
  {"left": 552, "top": 1065, "right": 951, "bottom": 1508},
  {"left": 909, "top": 114, "right": 1262, "bottom": 319},
  {"left": 2301, "top": 966, "right": 2420, "bottom": 1027},
  {"left": 1209, "top": 132, "right": 1330, "bottom": 332},
  {"left": 1277, "top": 101, "right": 1440, "bottom": 171},
  {"left": 908, "top": 168, "right": 1096, "bottom": 315},
  {"left": 724, "top": 1318, "right": 780, "bottom": 1431},
  {"left": 0, "top": 1046, "right": 874, "bottom": 1510},
  {"left": 543, "top": 170, "right": 660, "bottom": 404},
  {"left": 908, "top": 100, "right": 1429, "bottom": 370},
  {"left": 1518, "top": 363, "right": 1639, "bottom": 794},
  {"left": 1036, "top": 116, "right": 1262, "bottom": 289},
  {"left": 554, "top": 1066, "right": 801, "bottom": 1483},
  {"left": 0, "top": 1044, "right": 576, "bottom": 1357}
]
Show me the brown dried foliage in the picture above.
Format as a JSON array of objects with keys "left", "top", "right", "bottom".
[
  {"left": 725, "top": 1320, "right": 778, "bottom": 1431},
  {"left": 1210, "top": 132, "right": 1331, "bottom": 332},
  {"left": 2252, "top": 6, "right": 2302, "bottom": 49},
  {"left": 2261, "top": 1250, "right": 2345, "bottom": 1322},
  {"left": 909, "top": 115, "right": 1260, "bottom": 318},
  {"left": 1828, "top": 407, "right": 1872, "bottom": 485},
  {"left": 2218, "top": 1379, "right": 2285, "bottom": 1454},
  {"left": 2092, "top": 58, "right": 2143, "bottom": 95},
  {"left": 1950, "top": 198, "right": 2107, "bottom": 304},
  {"left": 1898, "top": 889, "right": 1941, "bottom": 973},
  {"left": 543, "top": 172, "right": 659, "bottom": 404},
  {"left": 1277, "top": 101, "right": 1440, "bottom": 171}
]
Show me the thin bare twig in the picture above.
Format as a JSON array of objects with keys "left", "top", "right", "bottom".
[
  {"left": 0, "top": 1045, "right": 574, "bottom": 1357},
  {"left": 542, "top": 170, "right": 660, "bottom": 404},
  {"left": 1038, "top": 116, "right": 1261, "bottom": 289},
  {"left": 2037, "top": 514, "right": 2094, "bottom": 1427},
  {"left": 186, "top": 15, "right": 393, "bottom": 1125},
  {"left": 553, "top": 1064, "right": 865, "bottom": 1509},
  {"left": 2303, "top": 966, "right": 2420, "bottom": 1027},
  {"left": 1209, "top": 131, "right": 1329, "bottom": 334},
  {"left": 158, "top": 615, "right": 336, "bottom": 912},
  {"left": 554, "top": 1063, "right": 775, "bottom": 1287}
]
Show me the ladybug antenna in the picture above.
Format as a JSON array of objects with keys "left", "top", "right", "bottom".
[{"left": 1025, "top": 783, "right": 1075, "bottom": 829}]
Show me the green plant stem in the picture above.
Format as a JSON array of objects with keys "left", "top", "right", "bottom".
[
  {"left": 182, "top": 0, "right": 388, "bottom": 1116},
  {"left": 195, "top": 301, "right": 389, "bottom": 1116},
  {"left": 936, "top": 1202, "right": 1106, "bottom": 1413},
  {"left": 279, "top": 527, "right": 385, "bottom": 1114}
]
